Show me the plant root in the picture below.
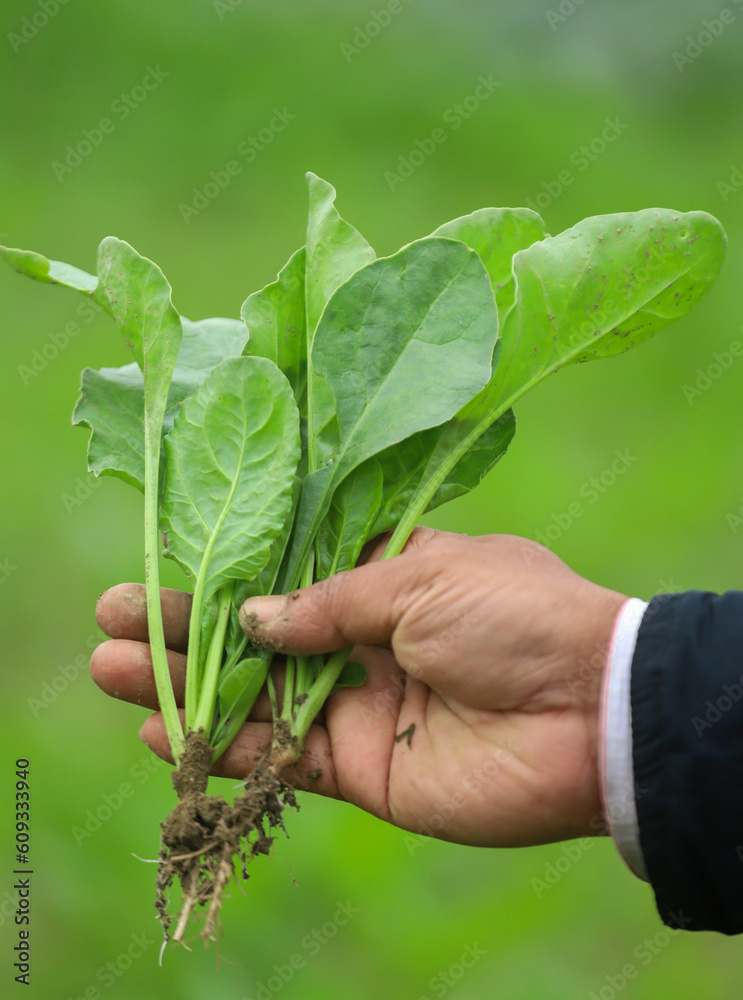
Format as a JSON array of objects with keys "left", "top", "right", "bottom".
[{"left": 156, "top": 726, "right": 299, "bottom": 946}]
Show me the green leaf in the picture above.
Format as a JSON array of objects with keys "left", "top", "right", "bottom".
[
  {"left": 161, "top": 356, "right": 300, "bottom": 599},
  {"left": 72, "top": 316, "right": 249, "bottom": 491},
  {"left": 313, "top": 237, "right": 498, "bottom": 480},
  {"left": 217, "top": 657, "right": 268, "bottom": 732},
  {"left": 494, "top": 208, "right": 727, "bottom": 405},
  {"left": 385, "top": 209, "right": 727, "bottom": 557},
  {"left": 223, "top": 475, "right": 302, "bottom": 663},
  {"left": 351, "top": 209, "right": 541, "bottom": 539},
  {"left": 0, "top": 244, "right": 100, "bottom": 296},
  {"left": 282, "top": 236, "right": 500, "bottom": 590},
  {"left": 430, "top": 207, "right": 546, "bottom": 324},
  {"left": 72, "top": 363, "right": 146, "bottom": 490},
  {"left": 97, "top": 237, "right": 183, "bottom": 375},
  {"left": 316, "top": 459, "right": 383, "bottom": 577},
  {"left": 369, "top": 408, "right": 516, "bottom": 538},
  {"left": 241, "top": 246, "right": 307, "bottom": 409},
  {"left": 92, "top": 236, "right": 186, "bottom": 760},
  {"left": 331, "top": 660, "right": 367, "bottom": 693},
  {"left": 305, "top": 172, "right": 376, "bottom": 337}
]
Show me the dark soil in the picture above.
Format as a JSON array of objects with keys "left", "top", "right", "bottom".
[{"left": 156, "top": 725, "right": 299, "bottom": 945}]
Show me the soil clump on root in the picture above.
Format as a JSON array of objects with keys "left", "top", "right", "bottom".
[{"left": 156, "top": 726, "right": 299, "bottom": 945}]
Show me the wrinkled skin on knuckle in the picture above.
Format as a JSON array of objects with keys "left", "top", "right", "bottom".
[{"left": 394, "top": 536, "right": 477, "bottom": 672}]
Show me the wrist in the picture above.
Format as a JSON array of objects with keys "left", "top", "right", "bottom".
[{"left": 569, "top": 584, "right": 628, "bottom": 834}]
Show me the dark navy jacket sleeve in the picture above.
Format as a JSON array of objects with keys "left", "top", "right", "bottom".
[{"left": 631, "top": 590, "right": 743, "bottom": 934}]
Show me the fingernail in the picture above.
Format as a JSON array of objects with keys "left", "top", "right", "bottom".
[
  {"left": 138, "top": 724, "right": 151, "bottom": 748},
  {"left": 239, "top": 595, "right": 284, "bottom": 633}
]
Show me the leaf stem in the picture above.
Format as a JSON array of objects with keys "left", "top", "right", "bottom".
[
  {"left": 192, "top": 581, "right": 234, "bottom": 735},
  {"left": 143, "top": 426, "right": 184, "bottom": 763},
  {"left": 293, "top": 645, "right": 353, "bottom": 743},
  {"left": 294, "top": 551, "right": 316, "bottom": 697},
  {"left": 266, "top": 669, "right": 279, "bottom": 720},
  {"left": 209, "top": 656, "right": 270, "bottom": 763},
  {"left": 384, "top": 400, "right": 514, "bottom": 560},
  {"left": 281, "top": 656, "right": 296, "bottom": 722}
]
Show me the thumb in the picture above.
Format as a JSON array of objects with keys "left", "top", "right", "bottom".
[{"left": 238, "top": 554, "right": 427, "bottom": 655}]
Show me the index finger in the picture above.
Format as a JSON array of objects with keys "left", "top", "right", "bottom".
[{"left": 95, "top": 583, "right": 192, "bottom": 653}]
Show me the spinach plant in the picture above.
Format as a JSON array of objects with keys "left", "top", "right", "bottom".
[{"left": 1, "top": 174, "right": 726, "bottom": 945}]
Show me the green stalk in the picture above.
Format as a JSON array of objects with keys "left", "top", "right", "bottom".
[
  {"left": 293, "top": 645, "right": 353, "bottom": 743},
  {"left": 210, "top": 652, "right": 272, "bottom": 762},
  {"left": 384, "top": 399, "right": 512, "bottom": 560},
  {"left": 143, "top": 424, "right": 184, "bottom": 763},
  {"left": 281, "top": 656, "right": 296, "bottom": 722},
  {"left": 221, "top": 633, "right": 248, "bottom": 678},
  {"left": 191, "top": 581, "right": 234, "bottom": 735},
  {"left": 266, "top": 670, "right": 279, "bottom": 720},
  {"left": 289, "top": 396, "right": 511, "bottom": 744},
  {"left": 293, "top": 551, "right": 316, "bottom": 698},
  {"left": 184, "top": 444, "right": 249, "bottom": 723}
]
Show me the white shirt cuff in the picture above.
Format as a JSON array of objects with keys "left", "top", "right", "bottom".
[{"left": 599, "top": 597, "right": 649, "bottom": 881}]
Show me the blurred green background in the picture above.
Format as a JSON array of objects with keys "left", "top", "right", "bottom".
[{"left": 2, "top": 0, "right": 743, "bottom": 996}]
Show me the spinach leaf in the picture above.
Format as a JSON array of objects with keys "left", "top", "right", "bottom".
[
  {"left": 316, "top": 459, "right": 383, "bottom": 577},
  {"left": 385, "top": 209, "right": 727, "bottom": 556},
  {"left": 431, "top": 206, "right": 546, "bottom": 322},
  {"left": 241, "top": 246, "right": 307, "bottom": 411},
  {"left": 0, "top": 244, "right": 101, "bottom": 297},
  {"left": 494, "top": 208, "right": 727, "bottom": 405},
  {"left": 73, "top": 316, "right": 249, "bottom": 490},
  {"left": 369, "top": 408, "right": 516, "bottom": 539},
  {"left": 305, "top": 171, "right": 376, "bottom": 337},
  {"left": 95, "top": 237, "right": 186, "bottom": 759},
  {"left": 161, "top": 356, "right": 300, "bottom": 597},
  {"left": 283, "top": 235, "right": 500, "bottom": 590}
]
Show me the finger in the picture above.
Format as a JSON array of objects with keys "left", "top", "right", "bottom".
[
  {"left": 90, "top": 639, "right": 186, "bottom": 708},
  {"left": 90, "top": 637, "right": 290, "bottom": 724},
  {"left": 96, "top": 583, "right": 192, "bottom": 653},
  {"left": 238, "top": 529, "right": 445, "bottom": 656},
  {"left": 139, "top": 713, "right": 342, "bottom": 799},
  {"left": 362, "top": 525, "right": 440, "bottom": 564}
]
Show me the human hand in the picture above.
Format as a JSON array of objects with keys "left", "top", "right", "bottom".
[{"left": 92, "top": 529, "right": 626, "bottom": 848}]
